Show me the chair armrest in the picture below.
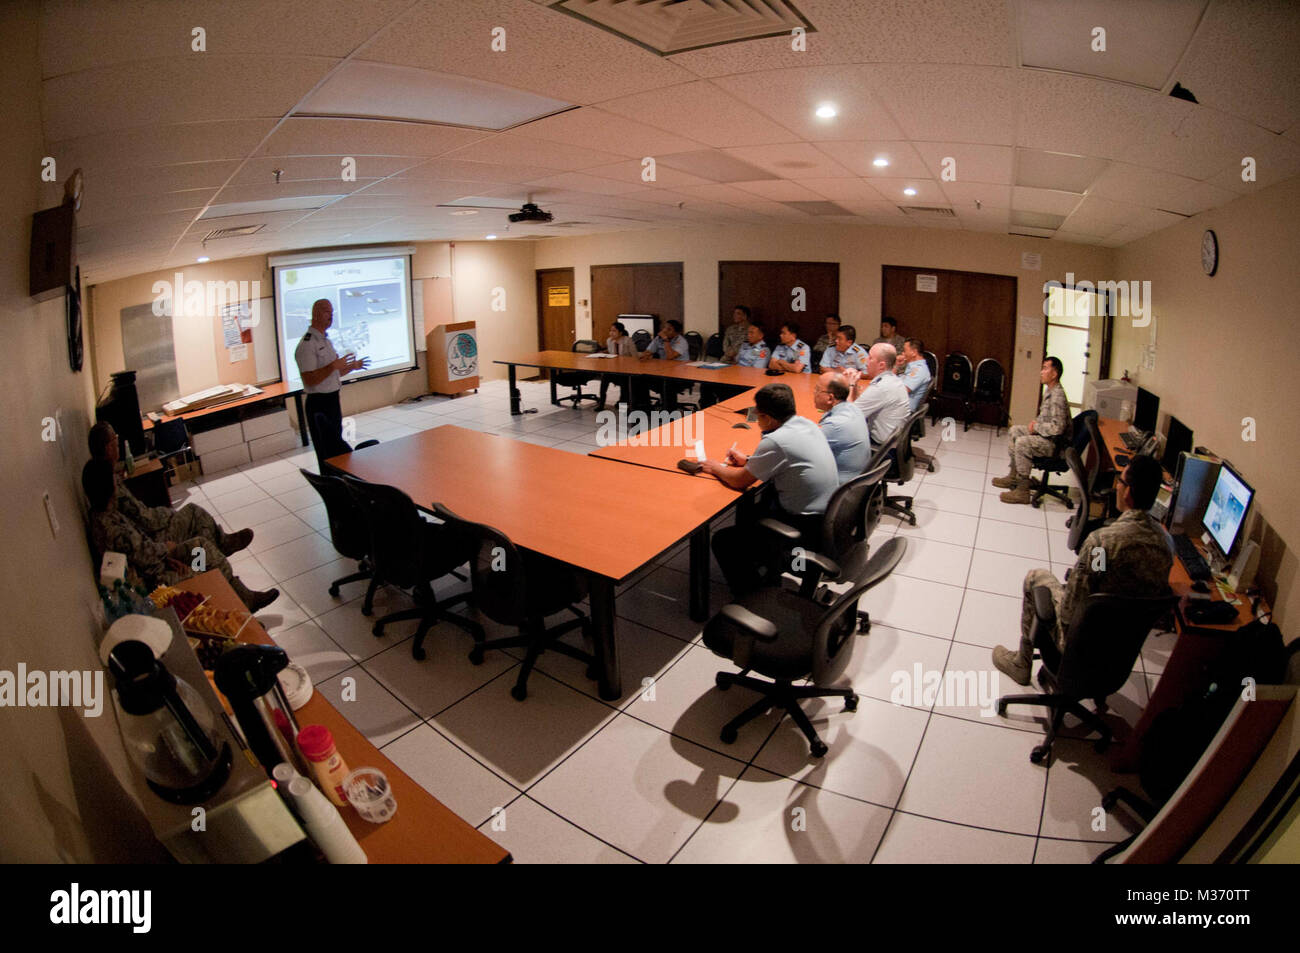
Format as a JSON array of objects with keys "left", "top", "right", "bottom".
[
  {"left": 860, "top": 536, "right": 907, "bottom": 590},
  {"left": 1032, "top": 585, "right": 1057, "bottom": 622},
  {"left": 756, "top": 517, "right": 803, "bottom": 543},
  {"left": 718, "top": 604, "right": 779, "bottom": 642},
  {"left": 797, "top": 549, "right": 841, "bottom": 581}
]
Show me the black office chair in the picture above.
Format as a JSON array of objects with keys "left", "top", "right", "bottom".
[
  {"left": 301, "top": 469, "right": 380, "bottom": 612},
  {"left": 1029, "top": 409, "right": 1094, "bottom": 508},
  {"left": 684, "top": 331, "right": 704, "bottom": 361},
  {"left": 703, "top": 537, "right": 907, "bottom": 757},
  {"left": 923, "top": 350, "right": 938, "bottom": 380},
  {"left": 341, "top": 476, "right": 481, "bottom": 660},
  {"left": 705, "top": 332, "right": 723, "bottom": 359},
  {"left": 996, "top": 589, "right": 1177, "bottom": 765},
  {"left": 910, "top": 378, "right": 938, "bottom": 473},
  {"left": 882, "top": 403, "right": 928, "bottom": 525},
  {"left": 1064, "top": 448, "right": 1107, "bottom": 554},
  {"left": 632, "top": 329, "right": 652, "bottom": 352},
  {"left": 929, "top": 352, "right": 972, "bottom": 425},
  {"left": 968, "top": 358, "right": 1008, "bottom": 433},
  {"left": 430, "top": 503, "right": 593, "bottom": 701},
  {"left": 550, "top": 339, "right": 602, "bottom": 407},
  {"left": 152, "top": 418, "right": 195, "bottom": 483},
  {"left": 757, "top": 459, "right": 892, "bottom": 630}
]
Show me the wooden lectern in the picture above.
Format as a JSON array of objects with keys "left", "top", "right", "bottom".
[{"left": 426, "top": 322, "right": 479, "bottom": 396}]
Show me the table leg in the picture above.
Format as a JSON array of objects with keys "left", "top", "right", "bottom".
[
  {"left": 689, "top": 524, "right": 711, "bottom": 622},
  {"left": 588, "top": 574, "right": 621, "bottom": 700},
  {"left": 508, "top": 364, "right": 521, "bottom": 415},
  {"left": 292, "top": 392, "right": 308, "bottom": 447},
  {"left": 549, "top": 376, "right": 559, "bottom": 406}
]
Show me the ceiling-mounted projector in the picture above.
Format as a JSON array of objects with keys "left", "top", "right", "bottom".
[{"left": 508, "top": 202, "right": 553, "bottom": 224}]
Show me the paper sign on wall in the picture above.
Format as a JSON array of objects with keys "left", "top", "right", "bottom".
[
  {"left": 220, "top": 310, "right": 241, "bottom": 348},
  {"left": 548, "top": 286, "right": 571, "bottom": 307},
  {"left": 915, "top": 274, "right": 937, "bottom": 293},
  {"left": 1018, "top": 316, "right": 1042, "bottom": 336},
  {"left": 1021, "top": 252, "right": 1042, "bottom": 271},
  {"left": 228, "top": 344, "right": 248, "bottom": 363}
]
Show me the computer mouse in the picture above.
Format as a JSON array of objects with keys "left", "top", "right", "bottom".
[
  {"left": 731, "top": 422, "right": 750, "bottom": 430},
  {"left": 764, "top": 368, "right": 783, "bottom": 376},
  {"left": 1114, "top": 453, "right": 1130, "bottom": 466},
  {"left": 1191, "top": 580, "right": 1210, "bottom": 593},
  {"left": 676, "top": 458, "right": 703, "bottom": 474}
]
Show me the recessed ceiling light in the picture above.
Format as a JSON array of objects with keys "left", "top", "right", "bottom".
[
  {"left": 196, "top": 256, "right": 210, "bottom": 263},
  {"left": 815, "top": 103, "right": 838, "bottom": 119},
  {"left": 449, "top": 209, "right": 479, "bottom": 216},
  {"left": 903, "top": 187, "right": 917, "bottom": 197},
  {"left": 872, "top": 157, "right": 890, "bottom": 168},
  {"left": 485, "top": 234, "right": 497, "bottom": 240}
]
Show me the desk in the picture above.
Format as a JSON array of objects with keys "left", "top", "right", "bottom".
[
  {"left": 144, "top": 381, "right": 309, "bottom": 448},
  {"left": 123, "top": 456, "right": 169, "bottom": 507},
  {"left": 326, "top": 427, "right": 742, "bottom": 698},
  {"left": 589, "top": 406, "right": 765, "bottom": 475},
  {"left": 181, "top": 570, "right": 511, "bottom": 864}
]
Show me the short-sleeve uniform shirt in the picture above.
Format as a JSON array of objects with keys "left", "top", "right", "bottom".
[
  {"left": 854, "top": 372, "right": 912, "bottom": 446},
  {"left": 899, "top": 358, "right": 932, "bottom": 412},
  {"left": 736, "top": 340, "right": 771, "bottom": 368},
  {"left": 745, "top": 415, "right": 839, "bottom": 516},
  {"left": 771, "top": 339, "right": 812, "bottom": 372},
  {"left": 819, "top": 343, "right": 869, "bottom": 372},
  {"left": 646, "top": 334, "right": 689, "bottom": 361},
  {"left": 294, "top": 327, "right": 341, "bottom": 394},
  {"left": 819, "top": 400, "right": 871, "bottom": 484}
]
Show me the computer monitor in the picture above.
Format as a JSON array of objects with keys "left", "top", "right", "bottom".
[
  {"left": 1202, "top": 462, "right": 1254, "bottom": 563},
  {"left": 1134, "top": 386, "right": 1159, "bottom": 433},
  {"left": 1161, "top": 415, "right": 1193, "bottom": 473}
]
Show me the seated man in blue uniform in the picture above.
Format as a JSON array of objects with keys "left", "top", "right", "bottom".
[
  {"left": 735, "top": 324, "right": 771, "bottom": 368},
  {"left": 636, "top": 318, "right": 691, "bottom": 408},
  {"left": 814, "top": 372, "right": 870, "bottom": 483},
  {"left": 897, "top": 338, "right": 932, "bottom": 412},
  {"left": 702, "top": 383, "right": 839, "bottom": 595},
  {"left": 769, "top": 323, "right": 812, "bottom": 374},
  {"left": 818, "top": 324, "right": 869, "bottom": 373}
]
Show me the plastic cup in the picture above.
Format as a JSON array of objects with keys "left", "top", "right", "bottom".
[{"left": 343, "top": 767, "right": 397, "bottom": 824}]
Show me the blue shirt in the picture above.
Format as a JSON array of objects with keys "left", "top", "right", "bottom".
[
  {"left": 771, "top": 339, "right": 812, "bottom": 373},
  {"left": 819, "top": 343, "right": 868, "bottom": 372},
  {"left": 899, "top": 358, "right": 932, "bottom": 412},
  {"left": 819, "top": 400, "right": 871, "bottom": 484},
  {"left": 736, "top": 340, "right": 771, "bottom": 368},
  {"left": 645, "top": 334, "right": 689, "bottom": 361},
  {"left": 746, "top": 415, "right": 839, "bottom": 516},
  {"left": 854, "top": 372, "right": 912, "bottom": 446}
]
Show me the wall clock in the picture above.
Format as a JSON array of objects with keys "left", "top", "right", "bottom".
[{"left": 1201, "top": 229, "right": 1218, "bottom": 276}]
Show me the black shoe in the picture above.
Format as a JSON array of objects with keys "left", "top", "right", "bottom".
[
  {"left": 223, "top": 528, "right": 254, "bottom": 555},
  {"left": 246, "top": 588, "right": 280, "bottom": 613}
]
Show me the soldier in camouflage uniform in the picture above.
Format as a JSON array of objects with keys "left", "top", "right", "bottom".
[
  {"left": 83, "top": 461, "right": 279, "bottom": 613},
  {"left": 993, "top": 456, "right": 1173, "bottom": 685},
  {"left": 992, "top": 356, "right": 1071, "bottom": 504},
  {"left": 88, "top": 422, "right": 253, "bottom": 556},
  {"left": 721, "top": 305, "right": 752, "bottom": 363}
]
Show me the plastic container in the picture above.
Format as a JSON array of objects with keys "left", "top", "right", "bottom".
[
  {"left": 287, "top": 777, "right": 366, "bottom": 864},
  {"left": 343, "top": 767, "right": 397, "bottom": 824},
  {"left": 296, "top": 724, "right": 350, "bottom": 807}
]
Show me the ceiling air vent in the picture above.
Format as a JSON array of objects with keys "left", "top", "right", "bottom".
[
  {"left": 897, "top": 206, "right": 957, "bottom": 219},
  {"left": 201, "top": 224, "right": 265, "bottom": 241},
  {"left": 550, "top": 0, "right": 814, "bottom": 56}
]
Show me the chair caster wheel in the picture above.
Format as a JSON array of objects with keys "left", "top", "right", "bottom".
[
  {"left": 715, "top": 673, "right": 731, "bottom": 691},
  {"left": 328, "top": 584, "right": 340, "bottom": 597},
  {"left": 810, "top": 740, "right": 829, "bottom": 758},
  {"left": 372, "top": 623, "right": 384, "bottom": 637},
  {"left": 1031, "top": 499, "right": 1043, "bottom": 509},
  {"left": 412, "top": 646, "right": 426, "bottom": 661},
  {"left": 844, "top": 693, "right": 858, "bottom": 712},
  {"left": 361, "top": 605, "right": 373, "bottom": 617},
  {"left": 996, "top": 700, "right": 1008, "bottom": 716},
  {"left": 720, "top": 726, "right": 738, "bottom": 744},
  {"left": 1030, "top": 745, "right": 1050, "bottom": 765},
  {"left": 468, "top": 648, "right": 484, "bottom": 665},
  {"left": 510, "top": 685, "right": 527, "bottom": 701}
]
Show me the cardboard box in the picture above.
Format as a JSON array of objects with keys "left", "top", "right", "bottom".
[
  {"left": 198, "top": 442, "right": 250, "bottom": 474},
  {"left": 248, "top": 430, "right": 298, "bottom": 461},
  {"left": 191, "top": 422, "right": 244, "bottom": 456},
  {"left": 241, "top": 409, "right": 291, "bottom": 442}
]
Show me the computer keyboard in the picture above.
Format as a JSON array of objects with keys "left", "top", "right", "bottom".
[
  {"left": 1121, "top": 430, "right": 1146, "bottom": 451},
  {"left": 1173, "top": 534, "right": 1213, "bottom": 582}
]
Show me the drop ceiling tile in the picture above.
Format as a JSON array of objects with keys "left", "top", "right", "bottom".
[
  {"left": 1017, "top": 70, "right": 1193, "bottom": 162},
  {"left": 583, "top": 159, "right": 715, "bottom": 189},
  {"left": 441, "top": 133, "right": 631, "bottom": 170},
  {"left": 730, "top": 180, "right": 827, "bottom": 202},
  {"left": 76, "top": 188, "right": 216, "bottom": 229},
  {"left": 524, "top": 172, "right": 650, "bottom": 196},
  {"left": 869, "top": 178, "right": 948, "bottom": 205},
  {"left": 42, "top": 55, "right": 339, "bottom": 141},
  {"left": 256, "top": 117, "right": 490, "bottom": 158},
  {"left": 1011, "top": 186, "right": 1084, "bottom": 216},
  {"left": 710, "top": 65, "right": 904, "bottom": 141},
  {"left": 721, "top": 143, "right": 854, "bottom": 180},
  {"left": 955, "top": 205, "right": 1012, "bottom": 233},
  {"left": 207, "top": 182, "right": 361, "bottom": 207},
  {"left": 1200, "top": 133, "right": 1300, "bottom": 194},
  {"left": 870, "top": 65, "right": 1019, "bottom": 145},
  {"left": 1176, "top": 0, "right": 1300, "bottom": 134},
  {"left": 1015, "top": 149, "right": 1108, "bottom": 194},
  {"left": 1119, "top": 106, "right": 1295, "bottom": 181},
  {"left": 814, "top": 140, "right": 931, "bottom": 178},
  {"left": 358, "top": 0, "right": 694, "bottom": 104},
  {"left": 597, "top": 81, "right": 800, "bottom": 148},
  {"left": 396, "top": 156, "right": 561, "bottom": 183},
  {"left": 1062, "top": 196, "right": 1144, "bottom": 233},
  {"left": 84, "top": 161, "right": 244, "bottom": 198},
  {"left": 624, "top": 190, "right": 699, "bottom": 207},
  {"left": 1086, "top": 162, "right": 1199, "bottom": 208},
  {"left": 228, "top": 156, "right": 419, "bottom": 189},
  {"left": 52, "top": 120, "right": 276, "bottom": 172},
  {"left": 674, "top": 183, "right": 775, "bottom": 204},
  {"left": 1163, "top": 180, "right": 1240, "bottom": 217},
  {"left": 1053, "top": 228, "right": 1114, "bottom": 244},
  {"left": 913, "top": 142, "right": 1014, "bottom": 185},
  {"left": 1106, "top": 209, "right": 1186, "bottom": 245},
  {"left": 510, "top": 106, "right": 703, "bottom": 157},
  {"left": 797, "top": 178, "right": 891, "bottom": 202},
  {"left": 940, "top": 181, "right": 1012, "bottom": 210}
]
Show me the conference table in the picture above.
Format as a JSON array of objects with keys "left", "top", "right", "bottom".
[{"left": 327, "top": 426, "right": 744, "bottom": 699}]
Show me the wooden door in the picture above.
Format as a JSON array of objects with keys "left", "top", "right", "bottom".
[
  {"left": 537, "top": 268, "right": 576, "bottom": 351},
  {"left": 717, "top": 261, "right": 839, "bottom": 347},
  {"left": 591, "top": 262, "right": 683, "bottom": 337}
]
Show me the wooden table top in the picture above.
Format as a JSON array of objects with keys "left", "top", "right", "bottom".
[
  {"left": 589, "top": 406, "right": 765, "bottom": 476},
  {"left": 497, "top": 350, "right": 794, "bottom": 388},
  {"left": 143, "top": 380, "right": 300, "bottom": 431},
  {"left": 182, "top": 570, "right": 510, "bottom": 864},
  {"left": 327, "top": 425, "right": 740, "bottom": 582}
]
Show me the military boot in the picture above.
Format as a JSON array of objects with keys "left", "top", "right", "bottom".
[{"left": 999, "top": 476, "right": 1033, "bottom": 505}]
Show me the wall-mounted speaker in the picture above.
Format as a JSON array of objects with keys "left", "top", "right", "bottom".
[{"left": 30, "top": 202, "right": 77, "bottom": 301}]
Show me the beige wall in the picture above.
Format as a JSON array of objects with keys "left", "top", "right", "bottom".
[
  {"left": 87, "top": 238, "right": 539, "bottom": 428},
  {"left": 0, "top": 0, "right": 154, "bottom": 862},
  {"left": 532, "top": 223, "right": 1114, "bottom": 424},
  {"left": 1113, "top": 174, "right": 1300, "bottom": 631}
]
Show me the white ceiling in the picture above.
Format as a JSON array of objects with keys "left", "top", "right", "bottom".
[{"left": 37, "top": 0, "right": 1300, "bottom": 284}]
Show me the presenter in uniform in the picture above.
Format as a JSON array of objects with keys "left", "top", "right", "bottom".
[{"left": 295, "top": 299, "right": 370, "bottom": 467}]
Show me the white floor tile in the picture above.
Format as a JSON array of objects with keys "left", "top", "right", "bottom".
[
  {"left": 931, "top": 641, "right": 1020, "bottom": 729},
  {"left": 616, "top": 566, "right": 725, "bottom": 644},
  {"left": 838, "top": 624, "right": 954, "bottom": 710},
  {"left": 363, "top": 631, "right": 517, "bottom": 719},
  {"left": 269, "top": 620, "right": 355, "bottom": 683},
  {"left": 277, "top": 555, "right": 365, "bottom": 617},
  {"left": 967, "top": 549, "right": 1052, "bottom": 598},
  {"left": 893, "top": 537, "right": 974, "bottom": 587},
  {"left": 1040, "top": 739, "right": 1146, "bottom": 843},
  {"left": 953, "top": 589, "right": 1024, "bottom": 649},
  {"left": 975, "top": 519, "right": 1050, "bottom": 561},
  {"left": 537, "top": 618, "right": 692, "bottom": 709},
  {"left": 896, "top": 507, "right": 979, "bottom": 547},
  {"left": 1048, "top": 529, "right": 1077, "bottom": 564},
  {"left": 245, "top": 512, "right": 316, "bottom": 555},
  {"left": 1033, "top": 836, "right": 1110, "bottom": 864},
  {"left": 873, "top": 812, "right": 1036, "bottom": 863},
  {"left": 314, "top": 666, "right": 421, "bottom": 748},
  {"left": 313, "top": 590, "right": 420, "bottom": 660},
  {"left": 276, "top": 486, "right": 321, "bottom": 513},
  {"left": 980, "top": 491, "right": 1049, "bottom": 527},
  {"left": 197, "top": 470, "right": 253, "bottom": 497},
  {"left": 257, "top": 471, "right": 309, "bottom": 497},
  {"left": 252, "top": 592, "right": 312, "bottom": 636},
  {"left": 206, "top": 483, "right": 270, "bottom": 514},
  {"left": 381, "top": 723, "right": 519, "bottom": 829},
  {"left": 937, "top": 449, "right": 991, "bottom": 473},
  {"left": 221, "top": 497, "right": 292, "bottom": 531},
  {"left": 255, "top": 532, "right": 339, "bottom": 582},
  {"left": 477, "top": 796, "right": 639, "bottom": 864},
  {"left": 673, "top": 765, "right": 892, "bottom": 864},
  {"left": 858, "top": 573, "right": 965, "bottom": 639},
  {"left": 912, "top": 484, "right": 983, "bottom": 517}
]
